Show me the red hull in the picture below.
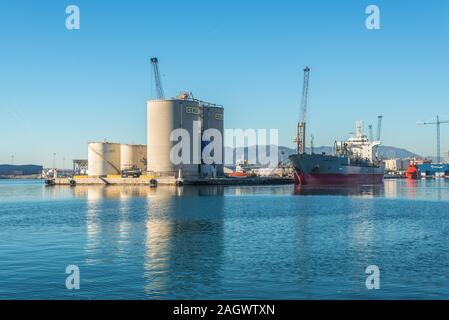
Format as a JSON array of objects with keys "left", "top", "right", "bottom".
[{"left": 295, "top": 172, "right": 384, "bottom": 185}]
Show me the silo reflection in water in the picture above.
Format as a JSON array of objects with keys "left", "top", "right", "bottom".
[
  {"left": 81, "top": 185, "right": 151, "bottom": 266},
  {"left": 85, "top": 186, "right": 105, "bottom": 265},
  {"left": 144, "top": 186, "right": 225, "bottom": 298}
]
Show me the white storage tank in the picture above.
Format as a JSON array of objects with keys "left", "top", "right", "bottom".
[
  {"left": 88, "top": 142, "right": 121, "bottom": 176},
  {"left": 120, "top": 144, "right": 147, "bottom": 171},
  {"left": 147, "top": 99, "right": 201, "bottom": 177},
  {"left": 201, "top": 105, "right": 224, "bottom": 176}
]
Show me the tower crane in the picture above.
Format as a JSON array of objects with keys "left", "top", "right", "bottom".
[
  {"left": 376, "top": 115, "right": 383, "bottom": 141},
  {"left": 417, "top": 115, "right": 449, "bottom": 163},
  {"left": 150, "top": 57, "right": 165, "bottom": 99},
  {"left": 295, "top": 66, "right": 310, "bottom": 154}
]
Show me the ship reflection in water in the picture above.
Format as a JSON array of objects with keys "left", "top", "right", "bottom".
[
  {"left": 293, "top": 184, "right": 384, "bottom": 197},
  {"left": 293, "top": 178, "right": 449, "bottom": 201}
]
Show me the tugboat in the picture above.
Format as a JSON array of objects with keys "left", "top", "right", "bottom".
[{"left": 405, "top": 163, "right": 419, "bottom": 179}]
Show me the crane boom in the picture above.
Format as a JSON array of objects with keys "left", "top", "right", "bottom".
[
  {"left": 376, "top": 115, "right": 383, "bottom": 141},
  {"left": 295, "top": 67, "right": 311, "bottom": 154},
  {"left": 300, "top": 67, "right": 310, "bottom": 123},
  {"left": 150, "top": 57, "right": 165, "bottom": 99}
]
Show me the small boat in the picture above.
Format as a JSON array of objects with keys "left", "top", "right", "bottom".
[
  {"left": 226, "top": 172, "right": 248, "bottom": 178},
  {"left": 405, "top": 163, "right": 419, "bottom": 179},
  {"left": 45, "top": 179, "right": 56, "bottom": 186}
]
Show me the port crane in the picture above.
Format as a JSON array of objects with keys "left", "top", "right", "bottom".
[
  {"left": 295, "top": 66, "right": 310, "bottom": 154},
  {"left": 376, "top": 115, "right": 383, "bottom": 141},
  {"left": 417, "top": 115, "right": 449, "bottom": 163},
  {"left": 150, "top": 57, "right": 165, "bottom": 99}
]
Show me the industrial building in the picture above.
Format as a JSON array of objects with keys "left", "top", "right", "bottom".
[
  {"left": 201, "top": 104, "right": 224, "bottom": 177},
  {"left": 417, "top": 163, "right": 449, "bottom": 177},
  {"left": 384, "top": 159, "right": 411, "bottom": 172},
  {"left": 0, "top": 164, "right": 43, "bottom": 177},
  {"left": 84, "top": 94, "right": 223, "bottom": 181}
]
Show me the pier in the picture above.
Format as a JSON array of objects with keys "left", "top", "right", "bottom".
[{"left": 50, "top": 175, "right": 294, "bottom": 186}]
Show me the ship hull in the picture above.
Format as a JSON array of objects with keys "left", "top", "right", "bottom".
[{"left": 290, "top": 153, "right": 384, "bottom": 185}]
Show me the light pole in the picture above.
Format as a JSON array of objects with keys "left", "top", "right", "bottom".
[{"left": 52, "top": 153, "right": 57, "bottom": 179}]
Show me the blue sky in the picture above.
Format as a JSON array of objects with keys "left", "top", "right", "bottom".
[{"left": 1, "top": 0, "right": 448, "bottom": 167}]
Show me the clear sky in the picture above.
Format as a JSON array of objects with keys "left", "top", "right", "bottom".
[{"left": 1, "top": 0, "right": 448, "bottom": 167}]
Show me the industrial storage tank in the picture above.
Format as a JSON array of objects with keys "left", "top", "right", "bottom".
[
  {"left": 88, "top": 142, "right": 121, "bottom": 176},
  {"left": 201, "top": 105, "right": 224, "bottom": 176},
  {"left": 120, "top": 144, "right": 147, "bottom": 171},
  {"left": 147, "top": 99, "right": 201, "bottom": 177}
]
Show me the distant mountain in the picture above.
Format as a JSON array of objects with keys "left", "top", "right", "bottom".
[
  {"left": 224, "top": 145, "right": 421, "bottom": 167},
  {"left": 378, "top": 146, "right": 421, "bottom": 159}
]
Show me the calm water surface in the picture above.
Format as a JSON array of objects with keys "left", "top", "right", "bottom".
[{"left": 1, "top": 179, "right": 449, "bottom": 299}]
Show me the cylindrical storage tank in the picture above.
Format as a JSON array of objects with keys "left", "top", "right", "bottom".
[
  {"left": 120, "top": 144, "right": 147, "bottom": 171},
  {"left": 201, "top": 106, "right": 224, "bottom": 176},
  {"left": 88, "top": 142, "right": 121, "bottom": 176},
  {"left": 147, "top": 99, "right": 201, "bottom": 177}
]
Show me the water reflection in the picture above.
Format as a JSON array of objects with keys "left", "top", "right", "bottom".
[
  {"left": 85, "top": 188, "right": 103, "bottom": 265},
  {"left": 293, "top": 184, "right": 383, "bottom": 197},
  {"left": 64, "top": 181, "right": 449, "bottom": 297},
  {"left": 144, "top": 186, "right": 225, "bottom": 298},
  {"left": 74, "top": 184, "right": 225, "bottom": 298}
]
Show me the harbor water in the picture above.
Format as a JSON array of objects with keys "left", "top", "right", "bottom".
[{"left": 1, "top": 179, "right": 449, "bottom": 299}]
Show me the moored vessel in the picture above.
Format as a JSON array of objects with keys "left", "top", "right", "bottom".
[{"left": 290, "top": 121, "right": 385, "bottom": 185}]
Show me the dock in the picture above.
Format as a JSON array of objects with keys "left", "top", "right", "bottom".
[{"left": 50, "top": 175, "right": 294, "bottom": 186}]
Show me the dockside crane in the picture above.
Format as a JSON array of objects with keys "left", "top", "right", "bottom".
[
  {"left": 295, "top": 66, "right": 311, "bottom": 154},
  {"left": 150, "top": 57, "right": 165, "bottom": 99},
  {"left": 417, "top": 115, "right": 449, "bottom": 163},
  {"left": 376, "top": 115, "right": 383, "bottom": 141}
]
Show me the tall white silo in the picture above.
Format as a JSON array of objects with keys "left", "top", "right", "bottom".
[
  {"left": 147, "top": 99, "right": 201, "bottom": 177},
  {"left": 88, "top": 142, "right": 121, "bottom": 176}
]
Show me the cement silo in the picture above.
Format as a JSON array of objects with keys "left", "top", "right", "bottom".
[
  {"left": 201, "top": 106, "right": 224, "bottom": 176},
  {"left": 147, "top": 99, "right": 201, "bottom": 177},
  {"left": 120, "top": 144, "right": 147, "bottom": 171},
  {"left": 88, "top": 142, "right": 121, "bottom": 176}
]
